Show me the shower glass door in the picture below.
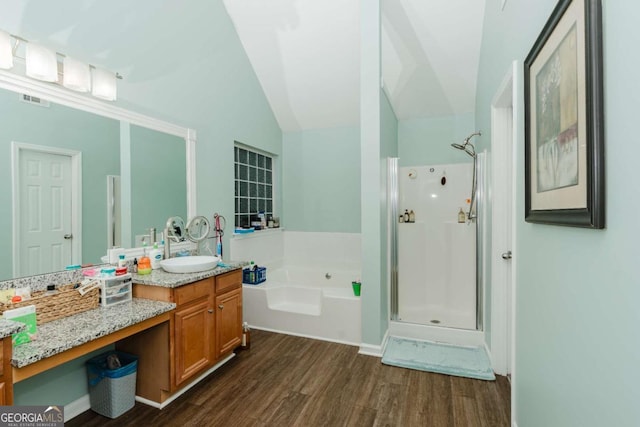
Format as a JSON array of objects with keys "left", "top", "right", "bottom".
[{"left": 396, "top": 163, "right": 477, "bottom": 330}]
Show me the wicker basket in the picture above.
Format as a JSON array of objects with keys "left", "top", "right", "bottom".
[{"left": 0, "top": 283, "right": 99, "bottom": 325}]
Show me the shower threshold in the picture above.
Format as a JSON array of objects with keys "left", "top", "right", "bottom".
[{"left": 389, "top": 320, "right": 484, "bottom": 348}]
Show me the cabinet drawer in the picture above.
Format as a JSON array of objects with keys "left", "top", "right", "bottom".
[
  {"left": 215, "top": 270, "right": 242, "bottom": 294},
  {"left": 174, "top": 278, "right": 213, "bottom": 306}
]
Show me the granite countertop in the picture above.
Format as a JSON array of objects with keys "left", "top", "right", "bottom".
[
  {"left": 0, "top": 319, "right": 27, "bottom": 340},
  {"left": 131, "top": 261, "right": 246, "bottom": 288},
  {"left": 12, "top": 298, "right": 175, "bottom": 368}
]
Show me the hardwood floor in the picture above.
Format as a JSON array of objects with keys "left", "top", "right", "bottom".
[{"left": 68, "top": 330, "right": 510, "bottom": 427}]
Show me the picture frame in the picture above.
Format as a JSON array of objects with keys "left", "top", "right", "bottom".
[{"left": 524, "top": 0, "right": 604, "bottom": 228}]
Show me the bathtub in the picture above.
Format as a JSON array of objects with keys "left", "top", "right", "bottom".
[{"left": 242, "top": 265, "right": 361, "bottom": 345}]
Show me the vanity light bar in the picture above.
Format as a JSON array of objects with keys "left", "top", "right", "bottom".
[{"left": 0, "top": 29, "right": 123, "bottom": 100}]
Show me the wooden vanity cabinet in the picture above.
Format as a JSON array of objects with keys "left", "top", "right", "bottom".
[
  {"left": 127, "top": 269, "right": 243, "bottom": 403},
  {"left": 0, "top": 337, "right": 13, "bottom": 405},
  {"left": 173, "top": 278, "right": 215, "bottom": 387},
  {"left": 215, "top": 272, "right": 243, "bottom": 357}
]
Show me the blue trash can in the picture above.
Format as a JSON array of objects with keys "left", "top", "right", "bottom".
[{"left": 86, "top": 351, "right": 138, "bottom": 418}]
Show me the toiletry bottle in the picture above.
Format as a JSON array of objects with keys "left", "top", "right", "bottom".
[
  {"left": 244, "top": 261, "right": 256, "bottom": 283},
  {"left": 132, "top": 258, "right": 138, "bottom": 274},
  {"left": 118, "top": 254, "right": 126, "bottom": 268},
  {"left": 458, "top": 208, "right": 466, "bottom": 223},
  {"left": 403, "top": 209, "right": 410, "bottom": 222},
  {"left": 138, "top": 243, "right": 152, "bottom": 275},
  {"left": 399, "top": 214, "right": 404, "bottom": 223},
  {"left": 138, "top": 256, "right": 151, "bottom": 274},
  {"left": 242, "top": 322, "right": 251, "bottom": 349},
  {"left": 149, "top": 242, "right": 163, "bottom": 270},
  {"left": 409, "top": 210, "right": 415, "bottom": 223},
  {"left": 259, "top": 211, "right": 266, "bottom": 229}
]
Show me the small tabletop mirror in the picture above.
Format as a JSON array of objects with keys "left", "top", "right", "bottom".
[
  {"left": 166, "top": 216, "right": 186, "bottom": 242},
  {"left": 186, "top": 216, "right": 210, "bottom": 243}
]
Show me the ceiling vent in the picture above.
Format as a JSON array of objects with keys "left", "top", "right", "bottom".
[{"left": 19, "top": 93, "right": 50, "bottom": 107}]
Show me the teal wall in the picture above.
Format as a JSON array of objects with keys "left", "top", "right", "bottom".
[
  {"left": 398, "top": 113, "right": 476, "bottom": 166},
  {"left": 477, "top": 1, "right": 640, "bottom": 426},
  {"left": 13, "top": 346, "right": 112, "bottom": 406},
  {"left": 130, "top": 125, "right": 187, "bottom": 245},
  {"left": 0, "top": 89, "right": 120, "bottom": 277},
  {"left": 107, "top": 1, "right": 284, "bottom": 234},
  {"left": 2, "top": 0, "right": 282, "bottom": 407},
  {"left": 282, "top": 127, "right": 360, "bottom": 232},
  {"left": 360, "top": 0, "right": 386, "bottom": 346}
]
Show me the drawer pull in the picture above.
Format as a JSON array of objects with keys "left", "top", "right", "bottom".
[
  {"left": 218, "top": 304, "right": 224, "bottom": 310},
  {"left": 208, "top": 309, "right": 214, "bottom": 314}
]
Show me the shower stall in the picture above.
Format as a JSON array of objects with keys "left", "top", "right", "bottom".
[{"left": 389, "top": 134, "right": 486, "bottom": 344}]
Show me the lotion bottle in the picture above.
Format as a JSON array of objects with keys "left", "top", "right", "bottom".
[{"left": 150, "top": 242, "right": 163, "bottom": 270}]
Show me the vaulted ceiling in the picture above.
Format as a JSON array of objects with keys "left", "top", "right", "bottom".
[{"left": 224, "top": 0, "right": 486, "bottom": 132}]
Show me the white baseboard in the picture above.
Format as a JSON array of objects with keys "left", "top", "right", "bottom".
[
  {"left": 137, "top": 353, "right": 235, "bottom": 410},
  {"left": 358, "top": 343, "right": 382, "bottom": 357},
  {"left": 64, "top": 353, "right": 236, "bottom": 420},
  {"left": 250, "top": 325, "right": 361, "bottom": 347},
  {"left": 65, "top": 394, "right": 90, "bottom": 422},
  {"left": 358, "top": 329, "right": 389, "bottom": 358}
]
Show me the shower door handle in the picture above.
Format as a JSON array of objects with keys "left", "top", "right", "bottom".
[{"left": 501, "top": 251, "right": 512, "bottom": 260}]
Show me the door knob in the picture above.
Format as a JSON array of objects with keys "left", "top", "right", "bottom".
[
  {"left": 501, "top": 251, "right": 512, "bottom": 260},
  {"left": 218, "top": 305, "right": 224, "bottom": 310},
  {"left": 208, "top": 309, "right": 214, "bottom": 314},
  {"left": 64, "top": 234, "right": 73, "bottom": 240}
]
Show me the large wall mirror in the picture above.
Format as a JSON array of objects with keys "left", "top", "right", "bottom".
[{"left": 0, "top": 71, "right": 195, "bottom": 281}]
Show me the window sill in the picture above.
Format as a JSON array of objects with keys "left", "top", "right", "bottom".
[{"left": 231, "top": 228, "right": 283, "bottom": 240}]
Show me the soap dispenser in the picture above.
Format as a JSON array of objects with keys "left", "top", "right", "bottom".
[
  {"left": 138, "top": 243, "right": 152, "bottom": 275},
  {"left": 458, "top": 208, "right": 466, "bottom": 223}
]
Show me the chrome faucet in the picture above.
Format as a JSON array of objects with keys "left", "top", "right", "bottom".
[{"left": 163, "top": 225, "right": 172, "bottom": 260}]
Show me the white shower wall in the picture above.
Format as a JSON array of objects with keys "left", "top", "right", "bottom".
[{"left": 397, "top": 163, "right": 476, "bottom": 330}]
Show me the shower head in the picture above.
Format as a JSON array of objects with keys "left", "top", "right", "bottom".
[
  {"left": 451, "top": 131, "right": 481, "bottom": 158},
  {"left": 463, "top": 131, "right": 481, "bottom": 145}
]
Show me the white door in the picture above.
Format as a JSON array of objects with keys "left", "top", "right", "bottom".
[
  {"left": 491, "top": 61, "right": 518, "bottom": 377},
  {"left": 17, "top": 149, "right": 73, "bottom": 276}
]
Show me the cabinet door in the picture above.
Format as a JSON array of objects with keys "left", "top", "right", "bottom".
[
  {"left": 0, "top": 337, "right": 12, "bottom": 405},
  {"left": 215, "top": 288, "right": 242, "bottom": 358},
  {"left": 174, "top": 297, "right": 214, "bottom": 386}
]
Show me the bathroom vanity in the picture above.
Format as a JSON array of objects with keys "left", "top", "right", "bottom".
[
  {"left": 118, "top": 265, "right": 243, "bottom": 405},
  {"left": 0, "top": 320, "right": 26, "bottom": 404}
]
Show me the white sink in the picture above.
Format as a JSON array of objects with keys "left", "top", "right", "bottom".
[{"left": 160, "top": 256, "right": 220, "bottom": 274}]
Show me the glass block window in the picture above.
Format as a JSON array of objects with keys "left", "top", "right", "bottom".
[{"left": 234, "top": 146, "right": 274, "bottom": 228}]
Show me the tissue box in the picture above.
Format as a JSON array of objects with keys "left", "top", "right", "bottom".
[{"left": 3, "top": 305, "right": 37, "bottom": 346}]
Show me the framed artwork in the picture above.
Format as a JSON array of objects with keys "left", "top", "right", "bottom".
[{"left": 524, "top": 0, "right": 604, "bottom": 228}]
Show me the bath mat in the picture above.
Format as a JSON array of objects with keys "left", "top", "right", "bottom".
[{"left": 382, "top": 336, "right": 495, "bottom": 381}]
